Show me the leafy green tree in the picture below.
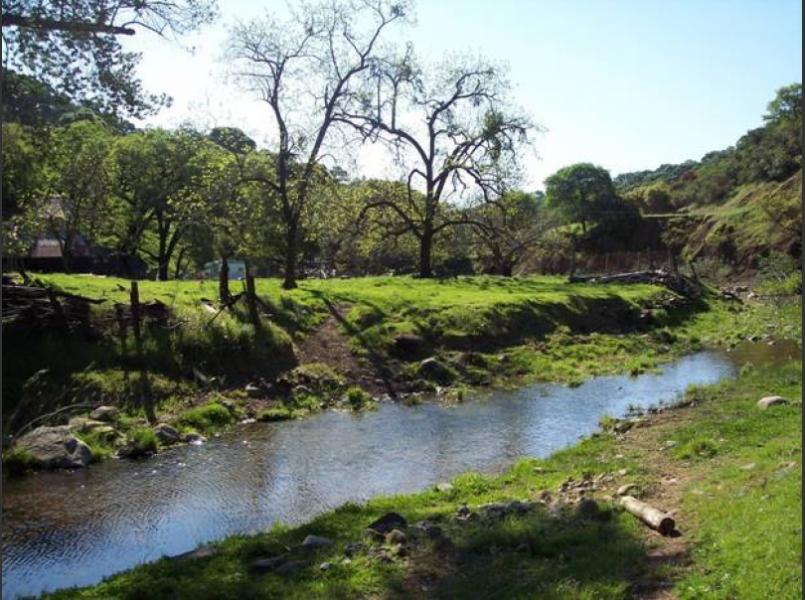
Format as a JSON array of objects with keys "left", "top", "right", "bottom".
[
  {"left": 107, "top": 128, "right": 208, "bottom": 279},
  {"left": 470, "top": 190, "right": 554, "bottom": 276},
  {"left": 1, "top": 121, "right": 51, "bottom": 260},
  {"left": 544, "top": 163, "right": 618, "bottom": 233},
  {"left": 46, "top": 120, "right": 116, "bottom": 269},
  {"left": 2, "top": 0, "right": 218, "bottom": 118}
]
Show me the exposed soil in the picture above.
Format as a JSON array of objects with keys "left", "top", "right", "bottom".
[
  {"left": 295, "top": 303, "right": 399, "bottom": 397},
  {"left": 619, "top": 409, "right": 699, "bottom": 599}
]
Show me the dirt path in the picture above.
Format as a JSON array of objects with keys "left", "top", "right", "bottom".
[
  {"left": 614, "top": 409, "right": 701, "bottom": 599},
  {"left": 295, "top": 303, "right": 398, "bottom": 397}
]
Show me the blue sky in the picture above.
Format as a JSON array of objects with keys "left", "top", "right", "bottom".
[{"left": 124, "top": 0, "right": 802, "bottom": 189}]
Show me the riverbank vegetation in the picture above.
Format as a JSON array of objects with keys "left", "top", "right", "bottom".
[
  {"left": 4, "top": 270, "right": 800, "bottom": 476},
  {"left": 43, "top": 324, "right": 801, "bottom": 599}
]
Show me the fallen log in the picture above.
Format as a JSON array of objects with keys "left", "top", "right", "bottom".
[{"left": 619, "top": 495, "right": 676, "bottom": 535}]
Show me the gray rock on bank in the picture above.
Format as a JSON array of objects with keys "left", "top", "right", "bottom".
[
  {"left": 14, "top": 425, "right": 92, "bottom": 469},
  {"left": 89, "top": 406, "right": 120, "bottom": 422}
]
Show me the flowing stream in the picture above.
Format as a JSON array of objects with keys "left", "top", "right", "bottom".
[{"left": 3, "top": 345, "right": 794, "bottom": 599}]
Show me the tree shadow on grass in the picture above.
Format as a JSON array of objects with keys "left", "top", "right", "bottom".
[{"left": 395, "top": 505, "right": 660, "bottom": 599}]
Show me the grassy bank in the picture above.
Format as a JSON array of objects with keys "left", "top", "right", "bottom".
[
  {"left": 4, "top": 273, "right": 800, "bottom": 473},
  {"left": 44, "top": 340, "right": 802, "bottom": 599}
]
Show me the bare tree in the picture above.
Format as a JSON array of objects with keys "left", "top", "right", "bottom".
[
  {"left": 470, "top": 190, "right": 555, "bottom": 276},
  {"left": 336, "top": 48, "right": 535, "bottom": 277},
  {"left": 226, "top": 0, "right": 409, "bottom": 289}
]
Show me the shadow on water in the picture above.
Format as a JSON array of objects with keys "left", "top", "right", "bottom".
[{"left": 2, "top": 351, "right": 739, "bottom": 599}]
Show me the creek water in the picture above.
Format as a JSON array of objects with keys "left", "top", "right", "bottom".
[{"left": 2, "top": 346, "right": 793, "bottom": 599}]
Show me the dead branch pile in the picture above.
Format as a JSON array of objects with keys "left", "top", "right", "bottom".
[
  {"left": 2, "top": 284, "right": 104, "bottom": 332},
  {"left": 568, "top": 270, "right": 701, "bottom": 297}
]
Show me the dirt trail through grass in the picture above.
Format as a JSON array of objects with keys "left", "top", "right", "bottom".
[{"left": 295, "top": 303, "right": 398, "bottom": 397}]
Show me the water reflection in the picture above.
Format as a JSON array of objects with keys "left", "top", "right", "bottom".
[{"left": 3, "top": 351, "right": 737, "bottom": 599}]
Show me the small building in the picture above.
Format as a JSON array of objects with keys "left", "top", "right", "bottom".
[{"left": 203, "top": 260, "right": 247, "bottom": 280}]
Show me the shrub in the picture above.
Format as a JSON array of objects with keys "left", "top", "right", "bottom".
[
  {"left": 179, "top": 402, "right": 234, "bottom": 431},
  {"left": 344, "top": 386, "right": 373, "bottom": 411},
  {"left": 257, "top": 407, "right": 296, "bottom": 421},
  {"left": 129, "top": 428, "right": 159, "bottom": 455}
]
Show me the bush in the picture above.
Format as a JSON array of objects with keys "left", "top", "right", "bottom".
[
  {"left": 129, "top": 428, "right": 159, "bottom": 455},
  {"left": 344, "top": 386, "right": 373, "bottom": 411},
  {"left": 690, "top": 256, "right": 733, "bottom": 283},
  {"left": 257, "top": 407, "right": 296, "bottom": 421},
  {"left": 179, "top": 402, "right": 234, "bottom": 431},
  {"left": 758, "top": 250, "right": 799, "bottom": 282}
]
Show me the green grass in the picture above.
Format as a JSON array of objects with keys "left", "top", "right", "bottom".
[
  {"left": 178, "top": 401, "right": 236, "bottom": 431},
  {"left": 128, "top": 427, "right": 159, "bottom": 455},
  {"left": 44, "top": 340, "right": 803, "bottom": 599},
  {"left": 5, "top": 273, "right": 798, "bottom": 475}
]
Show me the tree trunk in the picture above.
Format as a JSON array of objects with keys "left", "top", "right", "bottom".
[
  {"left": 419, "top": 226, "right": 433, "bottom": 278},
  {"left": 619, "top": 496, "right": 675, "bottom": 535},
  {"left": 218, "top": 255, "right": 230, "bottom": 305},
  {"left": 157, "top": 230, "right": 169, "bottom": 281},
  {"left": 282, "top": 220, "right": 299, "bottom": 289}
]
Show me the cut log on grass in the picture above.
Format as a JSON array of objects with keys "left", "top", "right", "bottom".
[{"left": 620, "top": 495, "right": 675, "bottom": 535}]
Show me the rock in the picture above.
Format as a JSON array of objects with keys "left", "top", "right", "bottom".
[
  {"left": 575, "top": 498, "right": 600, "bottom": 519},
  {"left": 250, "top": 556, "right": 287, "bottom": 573},
  {"left": 240, "top": 418, "right": 257, "bottom": 425},
  {"left": 613, "top": 420, "right": 634, "bottom": 434},
  {"left": 617, "top": 469, "right": 628, "bottom": 476},
  {"left": 68, "top": 417, "right": 109, "bottom": 433},
  {"left": 417, "top": 357, "right": 455, "bottom": 385},
  {"left": 292, "top": 385, "right": 313, "bottom": 397},
  {"left": 368, "top": 547, "right": 394, "bottom": 563},
  {"left": 481, "top": 502, "right": 510, "bottom": 518},
  {"left": 153, "top": 423, "right": 180, "bottom": 444},
  {"left": 617, "top": 483, "right": 639, "bottom": 496},
  {"left": 183, "top": 432, "right": 207, "bottom": 444},
  {"left": 392, "top": 334, "right": 427, "bottom": 359},
  {"left": 14, "top": 425, "right": 92, "bottom": 469},
  {"left": 174, "top": 546, "right": 218, "bottom": 561},
  {"left": 89, "top": 406, "right": 119, "bottom": 422},
  {"left": 435, "top": 482, "right": 454, "bottom": 493},
  {"left": 244, "top": 383, "right": 263, "bottom": 398},
  {"left": 385, "top": 529, "right": 407, "bottom": 545},
  {"left": 302, "top": 534, "right": 334, "bottom": 550},
  {"left": 343, "top": 541, "right": 364, "bottom": 557},
  {"left": 757, "top": 395, "right": 787, "bottom": 409},
  {"left": 319, "top": 562, "right": 333, "bottom": 571},
  {"left": 363, "top": 528, "right": 386, "bottom": 543},
  {"left": 367, "top": 512, "right": 407, "bottom": 535}
]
